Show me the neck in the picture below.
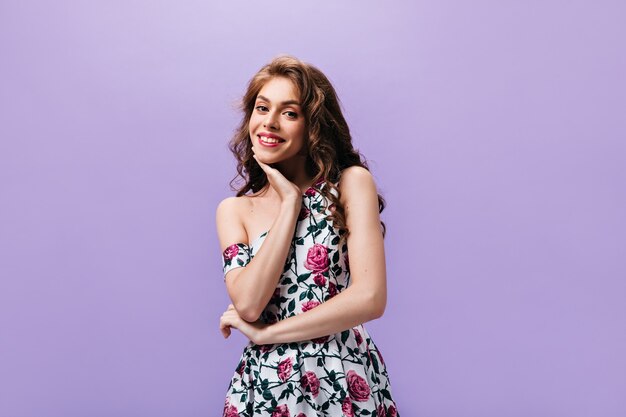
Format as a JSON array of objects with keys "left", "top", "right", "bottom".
[{"left": 272, "top": 156, "right": 315, "bottom": 193}]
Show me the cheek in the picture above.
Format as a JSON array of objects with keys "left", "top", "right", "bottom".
[
  {"left": 248, "top": 122, "right": 259, "bottom": 139},
  {"left": 292, "top": 121, "right": 305, "bottom": 137},
  {"left": 249, "top": 114, "right": 261, "bottom": 128}
]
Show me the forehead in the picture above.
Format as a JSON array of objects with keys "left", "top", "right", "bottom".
[{"left": 257, "top": 77, "right": 300, "bottom": 103}]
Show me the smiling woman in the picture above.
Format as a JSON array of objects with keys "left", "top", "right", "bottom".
[
  {"left": 250, "top": 77, "right": 306, "bottom": 157},
  {"left": 216, "top": 54, "right": 399, "bottom": 417}
]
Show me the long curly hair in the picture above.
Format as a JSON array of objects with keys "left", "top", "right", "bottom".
[{"left": 228, "top": 54, "right": 386, "bottom": 247}]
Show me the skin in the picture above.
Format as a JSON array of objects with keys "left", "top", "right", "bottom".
[{"left": 218, "top": 76, "right": 387, "bottom": 345}]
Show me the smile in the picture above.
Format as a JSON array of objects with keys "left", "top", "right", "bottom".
[{"left": 258, "top": 135, "right": 286, "bottom": 146}]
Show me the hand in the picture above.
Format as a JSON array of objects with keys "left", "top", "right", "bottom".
[
  {"left": 252, "top": 153, "right": 301, "bottom": 204},
  {"left": 219, "top": 304, "right": 270, "bottom": 345}
]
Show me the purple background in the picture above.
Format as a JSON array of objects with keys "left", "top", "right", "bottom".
[{"left": 1, "top": 1, "right": 624, "bottom": 416}]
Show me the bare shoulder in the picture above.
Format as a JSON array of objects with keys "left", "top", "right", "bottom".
[
  {"left": 215, "top": 195, "right": 250, "bottom": 251},
  {"left": 337, "top": 166, "right": 381, "bottom": 231},
  {"left": 338, "top": 166, "right": 378, "bottom": 203},
  {"left": 216, "top": 195, "right": 246, "bottom": 222}
]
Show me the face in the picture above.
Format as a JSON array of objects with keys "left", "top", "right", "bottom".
[{"left": 249, "top": 77, "right": 307, "bottom": 165}]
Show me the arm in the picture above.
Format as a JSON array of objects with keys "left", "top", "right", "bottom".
[
  {"left": 216, "top": 196, "right": 300, "bottom": 322},
  {"left": 259, "top": 166, "right": 388, "bottom": 344}
]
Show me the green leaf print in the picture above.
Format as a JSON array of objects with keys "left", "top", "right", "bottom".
[
  {"left": 297, "top": 272, "right": 311, "bottom": 283},
  {"left": 371, "top": 351, "right": 380, "bottom": 373},
  {"left": 220, "top": 179, "right": 400, "bottom": 417}
]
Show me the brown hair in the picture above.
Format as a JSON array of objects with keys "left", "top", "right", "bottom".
[{"left": 228, "top": 54, "right": 386, "bottom": 247}]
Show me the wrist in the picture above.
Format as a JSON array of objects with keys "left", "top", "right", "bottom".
[
  {"left": 257, "top": 322, "right": 275, "bottom": 345},
  {"left": 280, "top": 199, "right": 301, "bottom": 215}
]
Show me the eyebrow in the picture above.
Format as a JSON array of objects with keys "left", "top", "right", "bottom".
[{"left": 256, "top": 95, "right": 301, "bottom": 106}]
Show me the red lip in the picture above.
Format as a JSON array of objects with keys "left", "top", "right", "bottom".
[{"left": 258, "top": 132, "right": 285, "bottom": 141}]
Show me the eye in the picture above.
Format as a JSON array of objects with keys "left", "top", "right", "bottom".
[
  {"left": 255, "top": 105, "right": 269, "bottom": 112},
  {"left": 285, "top": 111, "right": 298, "bottom": 119}
]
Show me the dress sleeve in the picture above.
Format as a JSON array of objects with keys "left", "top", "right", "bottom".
[{"left": 222, "top": 242, "right": 251, "bottom": 280}]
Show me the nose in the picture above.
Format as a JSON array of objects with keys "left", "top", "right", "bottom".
[{"left": 263, "top": 111, "right": 279, "bottom": 130}]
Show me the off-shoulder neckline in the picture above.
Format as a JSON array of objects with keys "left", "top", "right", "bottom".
[{"left": 245, "top": 175, "right": 342, "bottom": 249}]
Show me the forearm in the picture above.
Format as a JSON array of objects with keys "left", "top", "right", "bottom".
[
  {"left": 230, "top": 200, "right": 300, "bottom": 320},
  {"left": 261, "top": 284, "right": 383, "bottom": 345}
]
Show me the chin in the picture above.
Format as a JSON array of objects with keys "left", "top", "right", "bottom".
[{"left": 254, "top": 153, "right": 278, "bottom": 165}]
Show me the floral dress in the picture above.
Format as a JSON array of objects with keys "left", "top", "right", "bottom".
[{"left": 221, "top": 178, "right": 399, "bottom": 417}]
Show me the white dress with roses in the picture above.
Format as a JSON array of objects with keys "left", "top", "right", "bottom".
[{"left": 221, "top": 178, "right": 399, "bottom": 417}]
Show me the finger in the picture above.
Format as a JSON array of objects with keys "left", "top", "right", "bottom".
[
  {"left": 222, "top": 312, "right": 239, "bottom": 327},
  {"left": 253, "top": 154, "right": 275, "bottom": 171},
  {"left": 224, "top": 311, "right": 240, "bottom": 325},
  {"left": 252, "top": 154, "right": 265, "bottom": 167},
  {"left": 219, "top": 318, "right": 232, "bottom": 337},
  {"left": 221, "top": 325, "right": 231, "bottom": 338}
]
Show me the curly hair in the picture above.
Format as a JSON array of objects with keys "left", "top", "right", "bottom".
[{"left": 227, "top": 54, "right": 386, "bottom": 247}]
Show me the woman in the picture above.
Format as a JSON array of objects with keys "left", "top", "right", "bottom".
[{"left": 217, "top": 54, "right": 399, "bottom": 417}]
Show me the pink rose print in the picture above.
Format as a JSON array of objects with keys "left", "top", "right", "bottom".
[
  {"left": 313, "top": 273, "right": 326, "bottom": 287},
  {"left": 387, "top": 404, "right": 398, "bottom": 417},
  {"left": 328, "top": 281, "right": 337, "bottom": 298},
  {"left": 377, "top": 404, "right": 386, "bottom": 417},
  {"left": 260, "top": 344, "right": 273, "bottom": 353},
  {"left": 222, "top": 399, "right": 238, "bottom": 417},
  {"left": 311, "top": 335, "right": 328, "bottom": 344},
  {"left": 236, "top": 359, "right": 245, "bottom": 376},
  {"left": 314, "top": 177, "right": 325, "bottom": 186},
  {"left": 270, "top": 288, "right": 281, "bottom": 301},
  {"left": 277, "top": 357, "right": 293, "bottom": 382},
  {"left": 223, "top": 244, "right": 239, "bottom": 261},
  {"left": 354, "top": 328, "right": 363, "bottom": 346},
  {"left": 366, "top": 348, "right": 374, "bottom": 367},
  {"left": 298, "top": 206, "right": 310, "bottom": 220},
  {"left": 296, "top": 414, "right": 307, "bottom": 417},
  {"left": 346, "top": 369, "right": 370, "bottom": 402},
  {"left": 304, "top": 187, "right": 316, "bottom": 196},
  {"left": 304, "top": 243, "right": 329, "bottom": 273},
  {"left": 300, "top": 371, "right": 320, "bottom": 398},
  {"left": 342, "top": 397, "right": 354, "bottom": 417},
  {"left": 377, "top": 349, "right": 386, "bottom": 366},
  {"left": 271, "top": 404, "right": 290, "bottom": 417},
  {"left": 302, "top": 300, "right": 320, "bottom": 313}
]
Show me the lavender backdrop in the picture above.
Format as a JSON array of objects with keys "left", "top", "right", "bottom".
[{"left": 1, "top": 1, "right": 624, "bottom": 416}]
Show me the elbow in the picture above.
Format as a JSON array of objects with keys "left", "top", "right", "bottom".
[
  {"left": 235, "top": 302, "right": 262, "bottom": 322},
  {"left": 364, "top": 290, "right": 386, "bottom": 320},
  {"left": 227, "top": 281, "right": 262, "bottom": 322},
  {"left": 240, "top": 309, "right": 261, "bottom": 323},
  {"left": 371, "top": 302, "right": 386, "bottom": 320}
]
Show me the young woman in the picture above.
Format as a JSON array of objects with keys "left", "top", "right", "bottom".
[{"left": 217, "top": 55, "right": 399, "bottom": 417}]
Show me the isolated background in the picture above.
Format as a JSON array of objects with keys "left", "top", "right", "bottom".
[{"left": 1, "top": 1, "right": 624, "bottom": 416}]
